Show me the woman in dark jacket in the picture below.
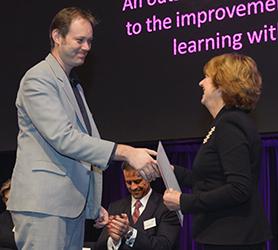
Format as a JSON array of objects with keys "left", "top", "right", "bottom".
[{"left": 163, "top": 53, "right": 272, "bottom": 250}]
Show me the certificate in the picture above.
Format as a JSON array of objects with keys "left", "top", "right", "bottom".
[{"left": 157, "top": 141, "right": 184, "bottom": 226}]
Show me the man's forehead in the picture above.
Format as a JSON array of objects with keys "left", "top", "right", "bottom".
[{"left": 68, "top": 17, "right": 93, "bottom": 32}]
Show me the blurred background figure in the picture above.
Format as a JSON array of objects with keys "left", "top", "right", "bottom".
[{"left": 0, "top": 179, "right": 17, "bottom": 250}]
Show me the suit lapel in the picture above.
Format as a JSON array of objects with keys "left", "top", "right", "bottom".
[
  {"left": 45, "top": 54, "right": 88, "bottom": 134},
  {"left": 123, "top": 196, "right": 133, "bottom": 220},
  {"left": 119, "top": 196, "right": 133, "bottom": 224},
  {"left": 110, "top": 196, "right": 132, "bottom": 221},
  {"left": 76, "top": 85, "right": 100, "bottom": 138},
  {"left": 134, "top": 191, "right": 159, "bottom": 230}
]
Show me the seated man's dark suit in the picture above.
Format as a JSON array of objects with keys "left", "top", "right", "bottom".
[{"left": 96, "top": 190, "right": 180, "bottom": 250}]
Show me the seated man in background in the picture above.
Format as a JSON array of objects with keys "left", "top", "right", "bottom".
[
  {"left": 0, "top": 179, "right": 17, "bottom": 250},
  {"left": 96, "top": 162, "right": 180, "bottom": 250}
]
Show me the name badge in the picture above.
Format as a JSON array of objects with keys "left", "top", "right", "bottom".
[{"left": 143, "top": 217, "right": 156, "bottom": 230}]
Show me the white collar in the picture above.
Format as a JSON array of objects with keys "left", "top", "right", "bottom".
[{"left": 131, "top": 188, "right": 152, "bottom": 209}]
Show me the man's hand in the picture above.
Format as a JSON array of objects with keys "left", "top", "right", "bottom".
[
  {"left": 163, "top": 188, "right": 181, "bottom": 211},
  {"left": 94, "top": 206, "right": 109, "bottom": 229},
  {"left": 131, "top": 148, "right": 159, "bottom": 181},
  {"left": 107, "top": 213, "right": 130, "bottom": 245},
  {"left": 115, "top": 145, "right": 159, "bottom": 181}
]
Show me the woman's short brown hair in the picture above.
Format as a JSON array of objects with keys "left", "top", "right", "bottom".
[{"left": 204, "top": 53, "right": 262, "bottom": 111}]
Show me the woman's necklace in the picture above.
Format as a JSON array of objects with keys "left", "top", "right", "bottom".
[{"left": 203, "top": 126, "right": 216, "bottom": 144}]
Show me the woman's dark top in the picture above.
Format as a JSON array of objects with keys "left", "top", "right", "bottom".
[{"left": 175, "top": 107, "right": 272, "bottom": 245}]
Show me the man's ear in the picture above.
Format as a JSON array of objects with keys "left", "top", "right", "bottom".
[{"left": 52, "top": 29, "right": 62, "bottom": 47}]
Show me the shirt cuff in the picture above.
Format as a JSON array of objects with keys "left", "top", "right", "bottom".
[{"left": 125, "top": 228, "right": 138, "bottom": 247}]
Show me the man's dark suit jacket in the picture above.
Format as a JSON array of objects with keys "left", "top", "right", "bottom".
[
  {"left": 175, "top": 107, "right": 272, "bottom": 245},
  {"left": 96, "top": 191, "right": 180, "bottom": 250}
]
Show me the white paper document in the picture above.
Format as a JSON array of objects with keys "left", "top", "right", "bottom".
[{"left": 157, "top": 141, "right": 184, "bottom": 226}]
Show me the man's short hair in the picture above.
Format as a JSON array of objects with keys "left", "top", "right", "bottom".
[{"left": 121, "top": 161, "right": 134, "bottom": 171}]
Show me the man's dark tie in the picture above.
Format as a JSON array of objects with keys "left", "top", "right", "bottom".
[
  {"left": 69, "top": 73, "right": 92, "bottom": 136},
  {"left": 132, "top": 200, "right": 142, "bottom": 224}
]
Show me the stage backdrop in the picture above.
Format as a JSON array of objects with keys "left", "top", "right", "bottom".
[{"left": 0, "top": 0, "right": 278, "bottom": 151}]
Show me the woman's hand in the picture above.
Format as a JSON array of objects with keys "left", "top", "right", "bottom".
[{"left": 163, "top": 188, "right": 181, "bottom": 211}]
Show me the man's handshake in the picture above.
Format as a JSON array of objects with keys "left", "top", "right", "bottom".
[{"left": 114, "top": 144, "right": 160, "bottom": 182}]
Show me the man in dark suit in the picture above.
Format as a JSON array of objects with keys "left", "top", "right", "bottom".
[{"left": 96, "top": 162, "right": 180, "bottom": 250}]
